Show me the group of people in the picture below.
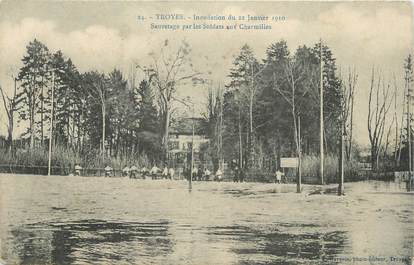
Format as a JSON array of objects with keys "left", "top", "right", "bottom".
[
  {"left": 191, "top": 166, "right": 223, "bottom": 181},
  {"left": 77, "top": 164, "right": 118, "bottom": 177},
  {"left": 74, "top": 163, "right": 286, "bottom": 183},
  {"left": 233, "top": 166, "right": 246, "bottom": 182},
  {"left": 74, "top": 163, "right": 224, "bottom": 180},
  {"left": 118, "top": 165, "right": 175, "bottom": 179},
  {"left": 120, "top": 165, "right": 140, "bottom": 178}
]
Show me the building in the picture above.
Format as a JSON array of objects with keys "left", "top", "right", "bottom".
[{"left": 168, "top": 117, "right": 209, "bottom": 168}]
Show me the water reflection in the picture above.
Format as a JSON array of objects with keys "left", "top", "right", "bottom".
[
  {"left": 7, "top": 219, "right": 349, "bottom": 265},
  {"left": 11, "top": 220, "right": 173, "bottom": 264},
  {"left": 0, "top": 175, "right": 412, "bottom": 265},
  {"left": 206, "top": 225, "right": 347, "bottom": 265}
]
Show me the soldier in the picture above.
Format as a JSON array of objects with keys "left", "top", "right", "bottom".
[
  {"left": 162, "top": 166, "right": 169, "bottom": 179},
  {"left": 233, "top": 166, "right": 239, "bottom": 182},
  {"left": 168, "top": 167, "right": 175, "bottom": 180},
  {"left": 215, "top": 168, "right": 223, "bottom": 182},
  {"left": 104, "top": 165, "right": 113, "bottom": 177},
  {"left": 275, "top": 168, "right": 284, "bottom": 184},
  {"left": 141, "top": 166, "right": 148, "bottom": 179},
  {"left": 74, "top": 164, "right": 82, "bottom": 176},
  {"left": 122, "top": 165, "right": 130, "bottom": 177},
  {"left": 150, "top": 165, "right": 160, "bottom": 179},
  {"left": 204, "top": 168, "right": 211, "bottom": 181},
  {"left": 130, "top": 165, "right": 138, "bottom": 178},
  {"left": 197, "top": 165, "right": 203, "bottom": 181},
  {"left": 192, "top": 167, "right": 198, "bottom": 181}
]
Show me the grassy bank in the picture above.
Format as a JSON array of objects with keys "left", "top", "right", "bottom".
[
  {"left": 0, "top": 145, "right": 152, "bottom": 172},
  {"left": 244, "top": 154, "right": 362, "bottom": 184},
  {"left": 0, "top": 146, "right": 363, "bottom": 183},
  {"left": 300, "top": 154, "right": 361, "bottom": 183}
]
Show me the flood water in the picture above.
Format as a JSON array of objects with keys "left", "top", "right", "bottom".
[{"left": 0, "top": 174, "right": 412, "bottom": 265}]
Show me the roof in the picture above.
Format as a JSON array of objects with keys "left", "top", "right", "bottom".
[{"left": 170, "top": 117, "right": 206, "bottom": 135}]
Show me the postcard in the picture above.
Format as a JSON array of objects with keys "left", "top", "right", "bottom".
[{"left": 0, "top": 1, "right": 413, "bottom": 264}]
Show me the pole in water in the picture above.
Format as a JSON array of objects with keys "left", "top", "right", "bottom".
[
  {"left": 48, "top": 71, "right": 55, "bottom": 176},
  {"left": 408, "top": 65, "right": 412, "bottom": 192},
  {"left": 319, "top": 38, "right": 324, "bottom": 185},
  {"left": 297, "top": 114, "right": 302, "bottom": 193},
  {"left": 338, "top": 116, "right": 345, "bottom": 196}
]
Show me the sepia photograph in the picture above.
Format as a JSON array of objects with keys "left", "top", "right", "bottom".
[{"left": 0, "top": 0, "right": 413, "bottom": 264}]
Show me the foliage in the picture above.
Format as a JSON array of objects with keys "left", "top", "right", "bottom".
[
  {"left": 12, "top": 39, "right": 164, "bottom": 167},
  {"left": 6, "top": 37, "right": 408, "bottom": 179},
  {"left": 216, "top": 41, "right": 343, "bottom": 178}
]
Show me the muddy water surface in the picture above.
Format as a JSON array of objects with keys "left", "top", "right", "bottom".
[{"left": 0, "top": 174, "right": 412, "bottom": 264}]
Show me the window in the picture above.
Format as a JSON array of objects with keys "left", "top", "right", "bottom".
[{"left": 169, "top": 141, "right": 179, "bottom": 150}]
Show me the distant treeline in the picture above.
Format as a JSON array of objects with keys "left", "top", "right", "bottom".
[{"left": 0, "top": 38, "right": 412, "bottom": 175}]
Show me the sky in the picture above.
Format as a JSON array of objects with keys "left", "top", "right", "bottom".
[{"left": 0, "top": 0, "right": 412, "bottom": 146}]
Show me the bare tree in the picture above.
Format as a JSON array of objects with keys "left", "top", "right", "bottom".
[
  {"left": 274, "top": 57, "right": 309, "bottom": 192},
  {"left": 139, "top": 40, "right": 199, "bottom": 163},
  {"left": 367, "top": 68, "right": 394, "bottom": 171},
  {"left": 246, "top": 61, "right": 270, "bottom": 168},
  {"left": 204, "top": 82, "right": 225, "bottom": 171},
  {"left": 390, "top": 76, "right": 402, "bottom": 167},
  {"left": 0, "top": 77, "right": 20, "bottom": 153},
  {"left": 395, "top": 81, "right": 406, "bottom": 167},
  {"left": 85, "top": 73, "right": 109, "bottom": 158},
  {"left": 340, "top": 68, "right": 358, "bottom": 160},
  {"left": 275, "top": 59, "right": 300, "bottom": 157},
  {"left": 383, "top": 90, "right": 396, "bottom": 163},
  {"left": 274, "top": 57, "right": 309, "bottom": 158}
]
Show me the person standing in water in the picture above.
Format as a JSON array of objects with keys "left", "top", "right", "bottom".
[
  {"left": 150, "top": 165, "right": 160, "bottom": 179},
  {"left": 197, "top": 165, "right": 203, "bottom": 181},
  {"left": 162, "top": 166, "right": 169, "bottom": 179},
  {"left": 141, "top": 166, "right": 148, "bottom": 179},
  {"left": 74, "top": 164, "right": 82, "bottom": 176},
  {"left": 122, "top": 165, "right": 130, "bottom": 177},
  {"left": 233, "top": 166, "right": 239, "bottom": 182},
  {"left": 104, "top": 165, "right": 113, "bottom": 177},
  {"left": 168, "top": 167, "right": 175, "bottom": 180},
  {"left": 215, "top": 168, "right": 223, "bottom": 182},
  {"left": 204, "top": 168, "right": 211, "bottom": 181},
  {"left": 275, "top": 168, "right": 284, "bottom": 184},
  {"left": 130, "top": 165, "right": 138, "bottom": 178}
]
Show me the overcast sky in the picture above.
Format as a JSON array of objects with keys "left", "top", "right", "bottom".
[{"left": 0, "top": 1, "right": 412, "bottom": 146}]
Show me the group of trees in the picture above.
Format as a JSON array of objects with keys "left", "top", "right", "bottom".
[
  {"left": 205, "top": 42, "right": 413, "bottom": 174},
  {"left": 1, "top": 39, "right": 161, "bottom": 163},
  {"left": 0, "top": 38, "right": 412, "bottom": 174},
  {"left": 366, "top": 54, "right": 414, "bottom": 172},
  {"left": 205, "top": 41, "right": 344, "bottom": 173}
]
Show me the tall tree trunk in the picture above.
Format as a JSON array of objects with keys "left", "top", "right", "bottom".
[
  {"left": 30, "top": 105, "right": 35, "bottom": 149},
  {"left": 102, "top": 103, "right": 106, "bottom": 158},
  {"left": 7, "top": 113, "right": 13, "bottom": 153},
  {"left": 40, "top": 81, "right": 44, "bottom": 146},
  {"left": 163, "top": 103, "right": 170, "bottom": 163},
  {"left": 249, "top": 92, "right": 254, "bottom": 168},
  {"left": 238, "top": 107, "right": 243, "bottom": 169}
]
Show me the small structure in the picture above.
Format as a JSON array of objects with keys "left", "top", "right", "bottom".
[{"left": 168, "top": 117, "right": 209, "bottom": 174}]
